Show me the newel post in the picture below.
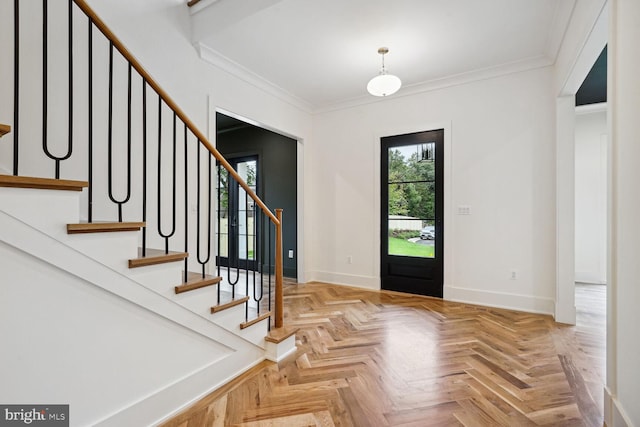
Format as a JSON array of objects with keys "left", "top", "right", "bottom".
[{"left": 274, "top": 208, "right": 284, "bottom": 328}]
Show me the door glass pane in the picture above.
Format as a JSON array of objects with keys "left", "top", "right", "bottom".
[
  {"left": 387, "top": 144, "right": 436, "bottom": 258},
  {"left": 217, "top": 167, "right": 228, "bottom": 258},
  {"left": 236, "top": 160, "right": 256, "bottom": 261}
]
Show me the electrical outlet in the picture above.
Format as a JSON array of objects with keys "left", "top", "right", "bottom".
[
  {"left": 510, "top": 270, "right": 517, "bottom": 280},
  {"left": 288, "top": 250, "right": 294, "bottom": 259},
  {"left": 347, "top": 256, "right": 353, "bottom": 264}
]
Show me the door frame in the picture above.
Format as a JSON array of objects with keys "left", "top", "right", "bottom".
[
  {"left": 211, "top": 104, "right": 305, "bottom": 282},
  {"left": 373, "top": 121, "right": 453, "bottom": 294}
]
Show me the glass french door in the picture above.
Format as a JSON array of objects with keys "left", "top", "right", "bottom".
[
  {"left": 217, "top": 156, "right": 258, "bottom": 270},
  {"left": 381, "top": 129, "right": 444, "bottom": 297}
]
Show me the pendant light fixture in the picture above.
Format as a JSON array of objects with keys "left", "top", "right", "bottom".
[{"left": 367, "top": 47, "right": 402, "bottom": 97}]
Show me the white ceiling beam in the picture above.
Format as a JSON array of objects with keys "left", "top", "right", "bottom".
[{"left": 190, "top": 0, "right": 285, "bottom": 45}]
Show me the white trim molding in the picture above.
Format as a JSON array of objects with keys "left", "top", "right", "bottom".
[
  {"left": 604, "top": 386, "right": 634, "bottom": 427},
  {"left": 444, "top": 285, "right": 556, "bottom": 316}
]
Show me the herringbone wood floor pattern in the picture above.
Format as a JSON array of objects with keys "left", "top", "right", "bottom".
[{"left": 162, "top": 283, "right": 605, "bottom": 427}]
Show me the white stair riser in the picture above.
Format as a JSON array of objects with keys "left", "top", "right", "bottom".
[
  {"left": 209, "top": 304, "right": 270, "bottom": 347},
  {"left": 128, "top": 263, "right": 185, "bottom": 292},
  {"left": 0, "top": 188, "right": 81, "bottom": 235},
  {"left": 66, "top": 232, "right": 140, "bottom": 271}
]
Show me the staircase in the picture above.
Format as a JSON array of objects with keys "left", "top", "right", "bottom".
[{"left": 0, "top": 0, "right": 296, "bottom": 425}]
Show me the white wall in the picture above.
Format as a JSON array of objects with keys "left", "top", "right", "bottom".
[
  {"left": 574, "top": 107, "right": 607, "bottom": 284},
  {"left": 0, "top": 239, "right": 234, "bottom": 427},
  {"left": 310, "top": 67, "right": 557, "bottom": 314},
  {"left": 607, "top": 0, "right": 640, "bottom": 425}
]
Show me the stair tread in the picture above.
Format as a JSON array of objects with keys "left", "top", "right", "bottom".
[
  {"left": 175, "top": 272, "right": 222, "bottom": 294},
  {"left": 0, "top": 124, "right": 10, "bottom": 138},
  {"left": 240, "top": 311, "right": 272, "bottom": 330},
  {"left": 128, "top": 248, "right": 188, "bottom": 268},
  {"left": 0, "top": 174, "right": 88, "bottom": 191},
  {"left": 67, "top": 221, "right": 145, "bottom": 234},
  {"left": 211, "top": 295, "right": 250, "bottom": 313},
  {"left": 265, "top": 326, "right": 299, "bottom": 344}
]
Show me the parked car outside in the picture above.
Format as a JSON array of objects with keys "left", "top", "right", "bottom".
[{"left": 420, "top": 226, "right": 435, "bottom": 240}]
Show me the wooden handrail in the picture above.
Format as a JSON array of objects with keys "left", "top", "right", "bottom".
[{"left": 72, "top": 0, "right": 279, "bottom": 226}]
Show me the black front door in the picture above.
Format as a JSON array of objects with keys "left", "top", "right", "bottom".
[
  {"left": 381, "top": 129, "right": 444, "bottom": 297},
  {"left": 217, "top": 156, "right": 258, "bottom": 270}
]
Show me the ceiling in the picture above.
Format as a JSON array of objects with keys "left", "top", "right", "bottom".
[{"left": 190, "top": 0, "right": 577, "bottom": 112}]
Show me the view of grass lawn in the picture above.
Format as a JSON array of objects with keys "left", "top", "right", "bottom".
[{"left": 388, "top": 237, "right": 434, "bottom": 258}]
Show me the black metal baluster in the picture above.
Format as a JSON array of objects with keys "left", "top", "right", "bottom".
[
  {"left": 13, "top": 0, "right": 19, "bottom": 176},
  {"left": 245, "top": 189, "right": 250, "bottom": 320},
  {"left": 216, "top": 162, "right": 222, "bottom": 304},
  {"left": 41, "top": 0, "right": 74, "bottom": 179},
  {"left": 268, "top": 218, "right": 272, "bottom": 313},
  {"left": 183, "top": 124, "right": 188, "bottom": 284},
  {"left": 67, "top": 0, "right": 73, "bottom": 177},
  {"left": 157, "top": 103, "right": 177, "bottom": 254},
  {"left": 42, "top": 0, "right": 48, "bottom": 175},
  {"left": 197, "top": 143, "right": 213, "bottom": 279},
  {"left": 252, "top": 202, "right": 262, "bottom": 316},
  {"left": 141, "top": 79, "right": 147, "bottom": 256},
  {"left": 227, "top": 176, "right": 240, "bottom": 296},
  {"left": 107, "top": 56, "right": 132, "bottom": 222},
  {"left": 87, "top": 18, "right": 93, "bottom": 222}
]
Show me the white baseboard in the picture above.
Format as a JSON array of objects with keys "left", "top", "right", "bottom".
[
  {"left": 305, "top": 276, "right": 555, "bottom": 316},
  {"left": 444, "top": 285, "right": 555, "bottom": 316},
  {"left": 604, "top": 386, "right": 635, "bottom": 427},
  {"left": 307, "top": 270, "right": 380, "bottom": 290}
]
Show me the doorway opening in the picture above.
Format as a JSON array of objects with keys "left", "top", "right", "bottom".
[
  {"left": 574, "top": 46, "right": 607, "bottom": 331},
  {"left": 215, "top": 112, "right": 298, "bottom": 280}
]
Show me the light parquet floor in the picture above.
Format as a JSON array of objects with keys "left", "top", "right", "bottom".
[{"left": 162, "top": 282, "right": 605, "bottom": 427}]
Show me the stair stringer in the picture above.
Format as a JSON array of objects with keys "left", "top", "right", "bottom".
[{"left": 0, "top": 209, "right": 267, "bottom": 427}]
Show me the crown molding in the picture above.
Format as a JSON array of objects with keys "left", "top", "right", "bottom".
[
  {"left": 197, "top": 43, "right": 554, "bottom": 115},
  {"left": 314, "top": 55, "right": 554, "bottom": 114},
  {"left": 546, "top": 0, "right": 577, "bottom": 64},
  {"left": 197, "top": 43, "right": 313, "bottom": 114}
]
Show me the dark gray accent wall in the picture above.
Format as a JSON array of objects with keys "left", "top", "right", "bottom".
[
  {"left": 576, "top": 46, "right": 607, "bottom": 106},
  {"left": 216, "top": 115, "right": 298, "bottom": 278}
]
